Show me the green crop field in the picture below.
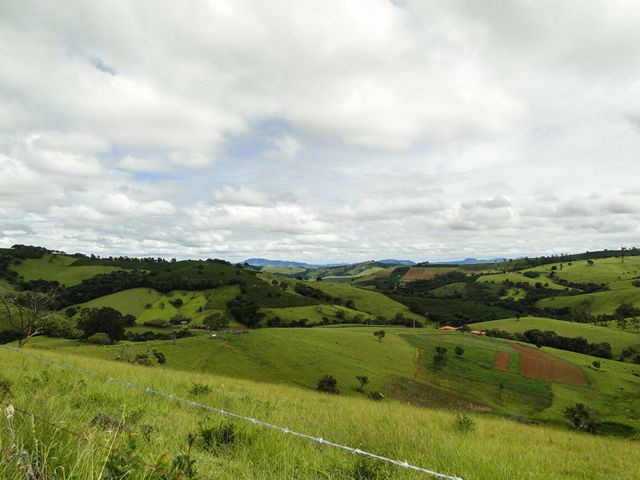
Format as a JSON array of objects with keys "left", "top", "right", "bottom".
[
  {"left": 11, "top": 254, "right": 123, "bottom": 286},
  {"left": 537, "top": 287, "right": 640, "bottom": 315},
  {"left": 1, "top": 346, "right": 638, "bottom": 479},
  {"left": 262, "top": 265, "right": 308, "bottom": 275},
  {"left": 470, "top": 316, "right": 640, "bottom": 355}
]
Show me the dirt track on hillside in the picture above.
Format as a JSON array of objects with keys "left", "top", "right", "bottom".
[{"left": 511, "top": 343, "right": 586, "bottom": 386}]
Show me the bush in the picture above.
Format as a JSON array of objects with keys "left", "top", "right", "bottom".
[
  {"left": 87, "top": 332, "right": 112, "bottom": 345},
  {"left": 368, "top": 391, "right": 384, "bottom": 401},
  {"left": 454, "top": 412, "right": 475, "bottom": 433},
  {"left": 143, "top": 319, "right": 169, "bottom": 328},
  {"left": 0, "top": 374, "right": 12, "bottom": 401},
  {"left": 564, "top": 403, "right": 597, "bottom": 434},
  {"left": 189, "top": 383, "right": 212, "bottom": 396},
  {"left": 199, "top": 421, "right": 237, "bottom": 451},
  {"left": 316, "top": 374, "right": 339, "bottom": 394}
]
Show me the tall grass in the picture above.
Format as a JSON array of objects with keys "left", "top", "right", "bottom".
[{"left": 1, "top": 348, "right": 638, "bottom": 479}]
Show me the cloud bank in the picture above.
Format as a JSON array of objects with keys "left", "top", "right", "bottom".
[{"left": 1, "top": 0, "right": 639, "bottom": 262}]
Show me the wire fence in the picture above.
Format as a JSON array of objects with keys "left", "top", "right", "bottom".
[
  {"left": 0, "top": 345, "right": 464, "bottom": 480},
  {"left": 2, "top": 402, "right": 184, "bottom": 479}
]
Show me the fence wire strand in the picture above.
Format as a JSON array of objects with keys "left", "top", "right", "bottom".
[{"left": 0, "top": 345, "right": 463, "bottom": 480}]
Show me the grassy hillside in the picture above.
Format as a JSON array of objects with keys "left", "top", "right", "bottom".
[
  {"left": 527, "top": 256, "right": 640, "bottom": 285},
  {"left": 537, "top": 287, "right": 640, "bottom": 315},
  {"left": 261, "top": 304, "right": 376, "bottom": 325},
  {"left": 35, "top": 327, "right": 640, "bottom": 435},
  {"left": 470, "top": 317, "right": 640, "bottom": 355},
  {"left": 477, "top": 272, "right": 567, "bottom": 290},
  {"left": 1, "top": 347, "right": 639, "bottom": 479},
  {"left": 11, "top": 254, "right": 122, "bottom": 286},
  {"left": 297, "top": 281, "right": 424, "bottom": 322}
]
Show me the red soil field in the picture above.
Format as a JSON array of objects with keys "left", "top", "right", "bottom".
[
  {"left": 511, "top": 343, "right": 586, "bottom": 386},
  {"left": 494, "top": 351, "right": 510, "bottom": 371},
  {"left": 401, "top": 268, "right": 440, "bottom": 281}
]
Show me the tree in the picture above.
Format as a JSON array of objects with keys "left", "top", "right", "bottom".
[
  {"left": 78, "top": 307, "right": 126, "bottom": 342},
  {"left": 355, "top": 375, "right": 369, "bottom": 392},
  {"left": 592, "top": 361, "right": 601, "bottom": 369},
  {"left": 373, "top": 330, "right": 386, "bottom": 342},
  {"left": 454, "top": 346, "right": 464, "bottom": 357},
  {"left": 0, "top": 289, "right": 56, "bottom": 347},
  {"left": 433, "top": 346, "right": 447, "bottom": 370},
  {"left": 203, "top": 312, "right": 229, "bottom": 331},
  {"left": 226, "top": 295, "right": 263, "bottom": 328},
  {"left": 563, "top": 403, "right": 597, "bottom": 433},
  {"left": 316, "top": 374, "right": 339, "bottom": 394}
]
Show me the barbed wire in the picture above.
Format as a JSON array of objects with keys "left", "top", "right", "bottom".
[
  {"left": 2, "top": 402, "right": 184, "bottom": 479},
  {"left": 0, "top": 345, "right": 464, "bottom": 480}
]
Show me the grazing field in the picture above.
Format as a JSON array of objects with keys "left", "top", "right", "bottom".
[
  {"left": 477, "top": 272, "right": 567, "bottom": 290},
  {"left": 261, "top": 304, "right": 376, "bottom": 325},
  {"left": 471, "top": 316, "right": 640, "bottom": 355},
  {"left": 291, "top": 281, "right": 425, "bottom": 322},
  {"left": 11, "top": 255, "right": 122, "bottom": 286},
  {"left": 1, "top": 347, "right": 639, "bottom": 479},
  {"left": 37, "top": 327, "right": 640, "bottom": 436},
  {"left": 527, "top": 256, "right": 640, "bottom": 285},
  {"left": 75, "top": 287, "right": 164, "bottom": 317},
  {"left": 262, "top": 265, "right": 308, "bottom": 275},
  {"left": 536, "top": 287, "right": 640, "bottom": 315}
]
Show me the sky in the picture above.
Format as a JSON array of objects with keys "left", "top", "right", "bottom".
[{"left": 1, "top": 0, "right": 640, "bottom": 263}]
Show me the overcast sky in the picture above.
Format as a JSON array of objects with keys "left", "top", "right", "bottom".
[{"left": 1, "top": 1, "right": 640, "bottom": 263}]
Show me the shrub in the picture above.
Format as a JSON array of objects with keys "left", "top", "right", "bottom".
[
  {"left": 316, "top": 374, "right": 339, "bottom": 394},
  {"left": 368, "top": 391, "right": 384, "bottom": 401},
  {"left": 564, "top": 403, "right": 597, "bottom": 434},
  {"left": 199, "top": 421, "right": 237, "bottom": 451},
  {"left": 143, "top": 319, "right": 169, "bottom": 328},
  {"left": 454, "top": 346, "right": 464, "bottom": 357},
  {"left": 373, "top": 330, "right": 386, "bottom": 342},
  {"left": 189, "top": 383, "right": 212, "bottom": 396},
  {"left": 355, "top": 375, "right": 369, "bottom": 392},
  {"left": 454, "top": 412, "right": 475, "bottom": 433},
  {"left": 592, "top": 361, "right": 601, "bottom": 369},
  {"left": 87, "top": 332, "right": 112, "bottom": 345},
  {"left": 0, "top": 374, "right": 12, "bottom": 401}
]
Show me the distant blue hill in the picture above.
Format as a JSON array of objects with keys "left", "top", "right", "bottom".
[
  {"left": 243, "top": 258, "right": 416, "bottom": 268},
  {"left": 430, "top": 257, "right": 507, "bottom": 265},
  {"left": 378, "top": 259, "right": 416, "bottom": 266}
]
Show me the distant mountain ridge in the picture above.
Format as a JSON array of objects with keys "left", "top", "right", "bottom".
[
  {"left": 430, "top": 257, "right": 508, "bottom": 265},
  {"left": 243, "top": 258, "right": 415, "bottom": 268}
]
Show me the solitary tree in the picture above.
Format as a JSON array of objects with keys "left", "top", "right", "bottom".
[
  {"left": 433, "top": 346, "right": 448, "bottom": 370},
  {"left": 373, "top": 330, "right": 386, "bottom": 342},
  {"left": 316, "top": 374, "right": 339, "bottom": 394},
  {"left": 355, "top": 375, "right": 369, "bottom": 392},
  {"left": 0, "top": 289, "right": 56, "bottom": 348},
  {"left": 454, "top": 346, "right": 464, "bottom": 357}
]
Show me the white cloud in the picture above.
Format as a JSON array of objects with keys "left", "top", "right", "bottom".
[{"left": 1, "top": 1, "right": 640, "bottom": 261}]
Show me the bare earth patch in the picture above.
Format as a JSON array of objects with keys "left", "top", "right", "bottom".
[
  {"left": 402, "top": 268, "right": 440, "bottom": 281},
  {"left": 494, "top": 351, "right": 510, "bottom": 371},
  {"left": 511, "top": 343, "right": 586, "bottom": 386}
]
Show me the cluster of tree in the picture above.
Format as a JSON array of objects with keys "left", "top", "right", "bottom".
[
  {"left": 505, "top": 248, "right": 639, "bottom": 271},
  {"left": 620, "top": 346, "right": 640, "bottom": 364},
  {"left": 484, "top": 328, "right": 613, "bottom": 359},
  {"left": 124, "top": 329, "right": 193, "bottom": 343},
  {"left": 293, "top": 283, "right": 334, "bottom": 302},
  {"left": 226, "top": 295, "right": 263, "bottom": 328}
]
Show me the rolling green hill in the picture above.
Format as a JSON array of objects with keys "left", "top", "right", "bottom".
[
  {"left": 537, "top": 287, "right": 640, "bottom": 315},
  {"left": 477, "top": 272, "right": 567, "bottom": 290},
  {"left": 470, "top": 316, "right": 640, "bottom": 355},
  {"left": 11, "top": 254, "right": 123, "bottom": 286},
  {"left": 1, "top": 345, "right": 638, "bottom": 479},
  {"left": 37, "top": 327, "right": 640, "bottom": 436}
]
